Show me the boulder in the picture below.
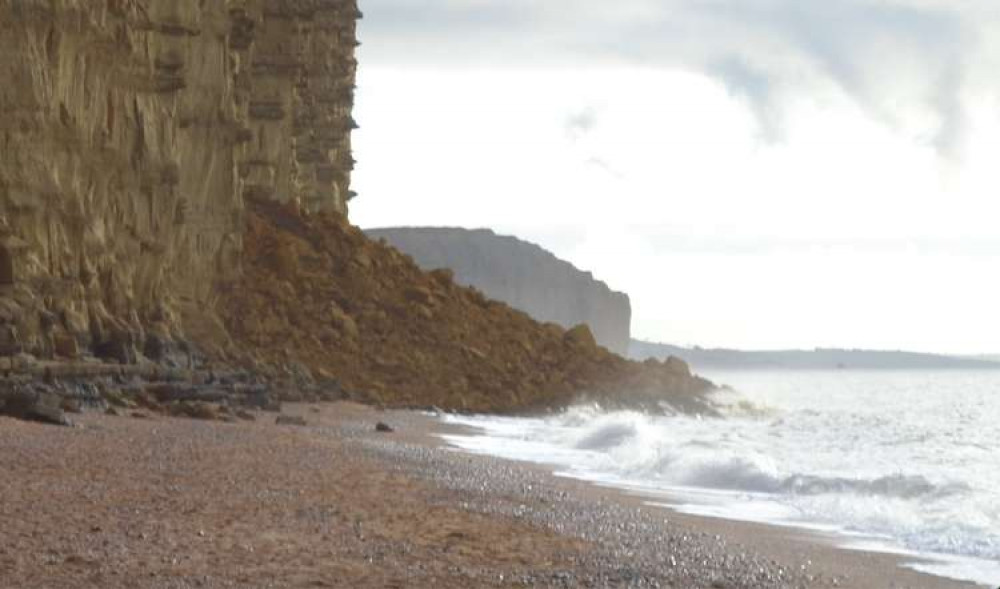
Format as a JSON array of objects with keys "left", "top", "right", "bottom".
[
  {"left": 403, "top": 286, "right": 434, "bottom": 306},
  {"left": 664, "top": 356, "right": 692, "bottom": 377},
  {"left": 564, "top": 324, "right": 597, "bottom": 350},
  {"left": 275, "top": 414, "right": 306, "bottom": 426},
  {"left": 0, "top": 386, "right": 72, "bottom": 426},
  {"left": 60, "top": 398, "right": 83, "bottom": 414},
  {"left": 168, "top": 401, "right": 219, "bottom": 420},
  {"left": 429, "top": 268, "right": 454, "bottom": 284},
  {"left": 328, "top": 303, "right": 359, "bottom": 340}
]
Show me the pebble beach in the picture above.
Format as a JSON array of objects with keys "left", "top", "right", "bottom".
[{"left": 0, "top": 403, "right": 977, "bottom": 588}]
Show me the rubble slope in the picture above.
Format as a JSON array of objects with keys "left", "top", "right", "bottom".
[
  {"left": 366, "top": 227, "right": 632, "bottom": 355},
  {"left": 221, "top": 200, "right": 714, "bottom": 414}
]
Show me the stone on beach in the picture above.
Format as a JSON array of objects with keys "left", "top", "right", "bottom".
[
  {"left": 276, "top": 414, "right": 307, "bottom": 426},
  {"left": 0, "top": 385, "right": 72, "bottom": 426}
]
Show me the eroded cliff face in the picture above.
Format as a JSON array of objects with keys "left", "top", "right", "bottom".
[
  {"left": 0, "top": 0, "right": 358, "bottom": 363},
  {"left": 366, "top": 228, "right": 632, "bottom": 355},
  {"left": 0, "top": 1, "right": 713, "bottom": 418}
]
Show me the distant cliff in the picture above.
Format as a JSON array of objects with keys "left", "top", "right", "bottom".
[
  {"left": 630, "top": 340, "right": 1000, "bottom": 371},
  {"left": 366, "top": 228, "right": 632, "bottom": 355}
]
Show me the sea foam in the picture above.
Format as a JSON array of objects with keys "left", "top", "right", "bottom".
[{"left": 441, "top": 369, "right": 1000, "bottom": 586}]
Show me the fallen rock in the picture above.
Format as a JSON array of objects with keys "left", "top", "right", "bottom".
[
  {"left": 60, "top": 398, "right": 83, "bottom": 414},
  {"left": 0, "top": 387, "right": 73, "bottom": 426},
  {"left": 168, "top": 401, "right": 219, "bottom": 421},
  {"left": 103, "top": 389, "right": 132, "bottom": 408},
  {"left": 235, "top": 409, "right": 256, "bottom": 421},
  {"left": 220, "top": 202, "right": 717, "bottom": 415},
  {"left": 134, "top": 391, "right": 164, "bottom": 413},
  {"left": 375, "top": 421, "right": 394, "bottom": 433},
  {"left": 564, "top": 324, "right": 597, "bottom": 349},
  {"left": 664, "top": 355, "right": 692, "bottom": 376},
  {"left": 275, "top": 415, "right": 306, "bottom": 426},
  {"left": 403, "top": 286, "right": 434, "bottom": 305}
]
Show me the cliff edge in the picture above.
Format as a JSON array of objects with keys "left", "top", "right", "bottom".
[{"left": 366, "top": 227, "right": 632, "bottom": 355}]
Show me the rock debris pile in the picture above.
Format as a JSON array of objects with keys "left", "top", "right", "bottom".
[{"left": 219, "top": 200, "right": 714, "bottom": 414}]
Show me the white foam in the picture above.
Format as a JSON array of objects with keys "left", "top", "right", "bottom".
[{"left": 440, "top": 369, "right": 1000, "bottom": 587}]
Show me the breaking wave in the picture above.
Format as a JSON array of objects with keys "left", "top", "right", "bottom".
[
  {"left": 563, "top": 412, "right": 970, "bottom": 500},
  {"left": 442, "top": 369, "right": 1000, "bottom": 583}
]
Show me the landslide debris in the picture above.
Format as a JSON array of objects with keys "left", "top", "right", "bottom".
[
  {"left": 219, "top": 200, "right": 714, "bottom": 414},
  {"left": 366, "top": 227, "right": 633, "bottom": 355}
]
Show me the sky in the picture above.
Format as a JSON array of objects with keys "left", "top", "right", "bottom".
[{"left": 349, "top": 0, "right": 1000, "bottom": 354}]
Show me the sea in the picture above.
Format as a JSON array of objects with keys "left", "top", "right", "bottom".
[{"left": 439, "top": 369, "right": 1000, "bottom": 587}]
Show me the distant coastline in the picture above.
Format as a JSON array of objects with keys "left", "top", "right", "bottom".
[{"left": 629, "top": 339, "right": 1000, "bottom": 371}]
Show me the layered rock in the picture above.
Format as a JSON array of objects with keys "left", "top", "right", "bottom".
[
  {"left": 366, "top": 227, "right": 632, "bottom": 355},
  {"left": 0, "top": 1, "right": 712, "bottom": 417},
  {"left": 0, "top": 0, "right": 359, "bottom": 363}
]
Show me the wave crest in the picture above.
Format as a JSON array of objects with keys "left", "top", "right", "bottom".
[{"left": 558, "top": 410, "right": 968, "bottom": 500}]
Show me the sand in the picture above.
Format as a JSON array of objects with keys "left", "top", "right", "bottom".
[{"left": 0, "top": 403, "right": 979, "bottom": 588}]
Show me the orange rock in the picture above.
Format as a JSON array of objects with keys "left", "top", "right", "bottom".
[
  {"left": 563, "top": 324, "right": 597, "bottom": 350},
  {"left": 216, "top": 200, "right": 714, "bottom": 414}
]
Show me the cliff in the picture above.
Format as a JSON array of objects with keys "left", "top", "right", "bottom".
[
  {"left": 366, "top": 227, "right": 632, "bottom": 355},
  {"left": 630, "top": 339, "right": 1000, "bottom": 371},
  {"left": 0, "top": 1, "right": 713, "bottom": 419},
  {"left": 0, "top": 0, "right": 359, "bottom": 363}
]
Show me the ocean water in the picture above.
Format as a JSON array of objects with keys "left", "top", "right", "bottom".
[{"left": 440, "top": 370, "right": 1000, "bottom": 587}]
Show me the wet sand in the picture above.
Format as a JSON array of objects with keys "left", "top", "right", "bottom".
[{"left": 0, "top": 403, "right": 979, "bottom": 588}]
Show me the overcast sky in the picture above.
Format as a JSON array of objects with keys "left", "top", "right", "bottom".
[{"left": 350, "top": 0, "right": 1000, "bottom": 354}]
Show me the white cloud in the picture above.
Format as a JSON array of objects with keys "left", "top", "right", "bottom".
[
  {"left": 351, "top": 2, "right": 1000, "bottom": 353},
  {"left": 360, "top": 0, "right": 1000, "bottom": 155}
]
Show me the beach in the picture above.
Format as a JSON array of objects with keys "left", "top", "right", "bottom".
[{"left": 0, "top": 403, "right": 977, "bottom": 588}]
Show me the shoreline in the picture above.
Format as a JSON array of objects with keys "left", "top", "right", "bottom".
[
  {"left": 0, "top": 403, "right": 980, "bottom": 588},
  {"left": 434, "top": 416, "right": 994, "bottom": 588},
  {"left": 407, "top": 410, "right": 982, "bottom": 589}
]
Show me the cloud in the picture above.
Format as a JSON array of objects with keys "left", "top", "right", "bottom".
[
  {"left": 359, "top": 0, "right": 993, "bottom": 155},
  {"left": 708, "top": 57, "right": 784, "bottom": 141},
  {"left": 565, "top": 107, "right": 598, "bottom": 140}
]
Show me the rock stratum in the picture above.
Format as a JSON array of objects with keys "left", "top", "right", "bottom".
[
  {"left": 0, "top": 0, "right": 358, "bottom": 364},
  {"left": 0, "top": 0, "right": 712, "bottom": 420},
  {"left": 366, "top": 228, "right": 633, "bottom": 356}
]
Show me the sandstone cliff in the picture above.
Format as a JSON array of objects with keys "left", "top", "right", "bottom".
[
  {"left": 366, "top": 228, "right": 632, "bottom": 355},
  {"left": 0, "top": 0, "right": 359, "bottom": 363},
  {"left": 0, "top": 1, "right": 713, "bottom": 418}
]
